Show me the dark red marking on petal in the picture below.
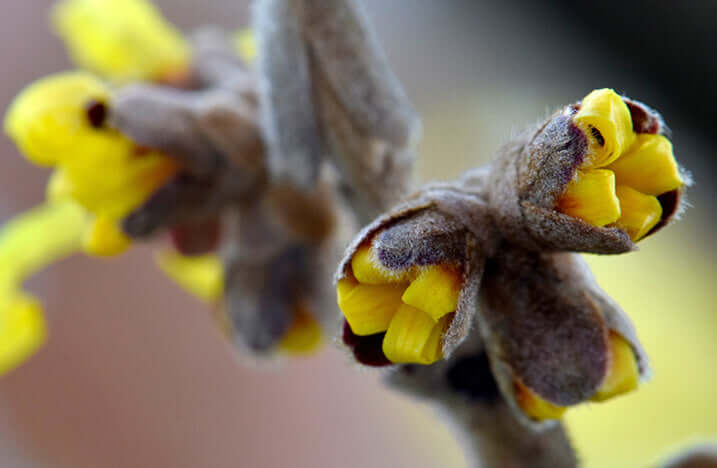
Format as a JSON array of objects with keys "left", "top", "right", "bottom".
[
  {"left": 342, "top": 321, "right": 392, "bottom": 367},
  {"left": 589, "top": 125, "right": 605, "bottom": 147},
  {"left": 623, "top": 97, "right": 662, "bottom": 135},
  {"left": 644, "top": 189, "right": 680, "bottom": 238},
  {"left": 85, "top": 100, "right": 108, "bottom": 128}
]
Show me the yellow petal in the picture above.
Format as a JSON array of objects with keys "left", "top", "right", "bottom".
[
  {"left": 556, "top": 169, "right": 621, "bottom": 227},
  {"left": 608, "top": 134, "right": 682, "bottom": 196},
  {"left": 382, "top": 303, "right": 440, "bottom": 364},
  {"left": 0, "top": 202, "right": 87, "bottom": 376},
  {"left": 65, "top": 150, "right": 177, "bottom": 220},
  {"left": 234, "top": 28, "right": 257, "bottom": 64},
  {"left": 46, "top": 169, "right": 74, "bottom": 202},
  {"left": 337, "top": 276, "right": 405, "bottom": 336},
  {"left": 52, "top": 0, "right": 189, "bottom": 82},
  {"left": 0, "top": 292, "right": 47, "bottom": 376},
  {"left": 279, "top": 304, "right": 323, "bottom": 355},
  {"left": 420, "top": 314, "right": 452, "bottom": 363},
  {"left": 574, "top": 88, "right": 635, "bottom": 168},
  {"left": 615, "top": 186, "right": 662, "bottom": 242},
  {"left": 351, "top": 245, "right": 409, "bottom": 285},
  {"left": 4, "top": 71, "right": 110, "bottom": 166},
  {"left": 592, "top": 332, "right": 640, "bottom": 402},
  {"left": 82, "top": 215, "right": 132, "bottom": 257},
  {"left": 515, "top": 380, "right": 567, "bottom": 421},
  {"left": 402, "top": 265, "right": 461, "bottom": 320},
  {"left": 156, "top": 250, "right": 224, "bottom": 302},
  {"left": 0, "top": 201, "right": 87, "bottom": 283}
]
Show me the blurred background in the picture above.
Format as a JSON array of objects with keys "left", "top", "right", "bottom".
[{"left": 1, "top": 1, "right": 715, "bottom": 467}]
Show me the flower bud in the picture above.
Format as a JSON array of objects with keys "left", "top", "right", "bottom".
[
  {"left": 479, "top": 249, "right": 648, "bottom": 423},
  {"left": 337, "top": 204, "right": 484, "bottom": 366},
  {"left": 489, "top": 88, "right": 687, "bottom": 253}
]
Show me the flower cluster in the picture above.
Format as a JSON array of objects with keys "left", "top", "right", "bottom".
[
  {"left": 336, "top": 89, "right": 688, "bottom": 423},
  {"left": 5, "top": 71, "right": 178, "bottom": 257},
  {"left": 0, "top": 0, "right": 339, "bottom": 374},
  {"left": 1, "top": 0, "right": 193, "bottom": 374}
]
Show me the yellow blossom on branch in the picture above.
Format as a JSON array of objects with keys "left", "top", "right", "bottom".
[
  {"left": 338, "top": 244, "right": 460, "bottom": 365},
  {"left": 5, "top": 71, "right": 178, "bottom": 257},
  {"left": 51, "top": 0, "right": 189, "bottom": 82},
  {"left": 0, "top": 200, "right": 88, "bottom": 375},
  {"left": 156, "top": 250, "right": 225, "bottom": 303},
  {"left": 556, "top": 89, "right": 683, "bottom": 241}
]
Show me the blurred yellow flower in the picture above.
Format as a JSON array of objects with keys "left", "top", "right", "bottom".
[
  {"left": 52, "top": 0, "right": 189, "bottom": 82},
  {"left": 278, "top": 304, "right": 323, "bottom": 355},
  {"left": 156, "top": 250, "right": 225, "bottom": 303},
  {"left": 0, "top": 200, "right": 88, "bottom": 375},
  {"left": 234, "top": 28, "right": 257, "bottom": 64},
  {"left": 5, "top": 71, "right": 178, "bottom": 257}
]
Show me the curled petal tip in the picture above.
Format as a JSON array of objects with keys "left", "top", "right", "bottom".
[
  {"left": 337, "top": 274, "right": 405, "bottom": 336},
  {"left": 0, "top": 293, "right": 47, "bottom": 376},
  {"left": 278, "top": 304, "right": 323, "bottom": 355},
  {"left": 82, "top": 215, "right": 132, "bottom": 257},
  {"left": 156, "top": 250, "right": 224, "bottom": 303},
  {"left": 382, "top": 303, "right": 445, "bottom": 365},
  {"left": 592, "top": 332, "right": 640, "bottom": 402},
  {"left": 515, "top": 380, "right": 567, "bottom": 422},
  {"left": 401, "top": 265, "right": 461, "bottom": 321},
  {"left": 574, "top": 88, "right": 635, "bottom": 168}
]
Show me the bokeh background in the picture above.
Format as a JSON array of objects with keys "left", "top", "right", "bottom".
[{"left": 1, "top": 1, "right": 715, "bottom": 467}]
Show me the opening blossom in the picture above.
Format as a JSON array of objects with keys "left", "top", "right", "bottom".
[
  {"left": 0, "top": 0, "right": 327, "bottom": 374},
  {"left": 336, "top": 88, "right": 688, "bottom": 424}
]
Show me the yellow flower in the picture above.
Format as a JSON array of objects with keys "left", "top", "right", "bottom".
[
  {"left": 157, "top": 250, "right": 323, "bottom": 355},
  {"left": 278, "top": 303, "right": 323, "bottom": 355},
  {"left": 4, "top": 71, "right": 111, "bottom": 167},
  {"left": 515, "top": 380, "right": 567, "bottom": 422},
  {"left": 0, "top": 200, "right": 88, "bottom": 375},
  {"left": 556, "top": 89, "right": 683, "bottom": 241},
  {"left": 0, "top": 292, "right": 47, "bottom": 376},
  {"left": 337, "top": 244, "right": 460, "bottom": 365},
  {"left": 234, "top": 29, "right": 257, "bottom": 64},
  {"left": 516, "top": 331, "right": 640, "bottom": 421},
  {"left": 51, "top": 0, "right": 189, "bottom": 83},
  {"left": 156, "top": 250, "right": 225, "bottom": 303},
  {"left": 5, "top": 71, "right": 178, "bottom": 257}
]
